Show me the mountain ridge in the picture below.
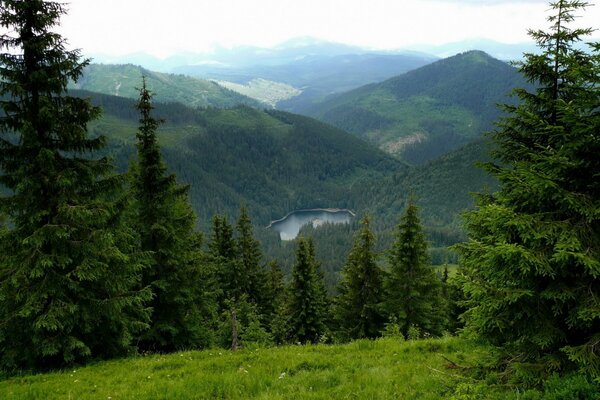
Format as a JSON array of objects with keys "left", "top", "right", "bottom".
[{"left": 306, "top": 50, "right": 527, "bottom": 164}]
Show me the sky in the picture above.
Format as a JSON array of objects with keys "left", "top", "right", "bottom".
[{"left": 58, "top": 0, "right": 600, "bottom": 58}]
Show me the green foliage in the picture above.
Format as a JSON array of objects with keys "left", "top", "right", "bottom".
[
  {"left": 209, "top": 209, "right": 267, "bottom": 308},
  {"left": 262, "top": 260, "right": 286, "bottom": 323},
  {"left": 334, "top": 216, "right": 385, "bottom": 339},
  {"left": 129, "top": 79, "right": 215, "bottom": 352},
  {"left": 235, "top": 206, "right": 267, "bottom": 307},
  {"left": 0, "top": 0, "right": 151, "bottom": 370},
  {"left": 287, "top": 238, "right": 329, "bottom": 344},
  {"left": 208, "top": 214, "right": 239, "bottom": 306},
  {"left": 457, "top": 0, "right": 600, "bottom": 382},
  {"left": 216, "top": 296, "right": 273, "bottom": 350},
  {"left": 383, "top": 201, "right": 446, "bottom": 338}
]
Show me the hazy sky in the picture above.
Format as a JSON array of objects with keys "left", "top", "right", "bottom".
[{"left": 58, "top": 0, "right": 600, "bottom": 57}]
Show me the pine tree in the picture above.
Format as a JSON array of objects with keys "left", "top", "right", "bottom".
[
  {"left": 209, "top": 214, "right": 240, "bottom": 303},
  {"left": 235, "top": 206, "right": 266, "bottom": 306},
  {"left": 0, "top": 0, "right": 150, "bottom": 369},
  {"left": 130, "top": 79, "right": 213, "bottom": 351},
  {"left": 335, "top": 216, "right": 384, "bottom": 339},
  {"left": 383, "top": 201, "right": 445, "bottom": 338},
  {"left": 263, "top": 260, "right": 285, "bottom": 321},
  {"left": 457, "top": 0, "right": 600, "bottom": 380},
  {"left": 288, "top": 238, "right": 328, "bottom": 344}
]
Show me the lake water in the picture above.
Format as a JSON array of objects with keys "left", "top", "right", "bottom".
[{"left": 269, "top": 209, "right": 354, "bottom": 240}]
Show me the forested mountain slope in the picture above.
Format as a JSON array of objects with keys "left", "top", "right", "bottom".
[
  {"left": 77, "top": 90, "right": 497, "bottom": 284},
  {"left": 79, "top": 90, "right": 404, "bottom": 230},
  {"left": 70, "top": 64, "right": 264, "bottom": 108},
  {"left": 308, "top": 51, "right": 527, "bottom": 164}
]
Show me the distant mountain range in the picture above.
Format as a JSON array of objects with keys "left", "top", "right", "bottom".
[
  {"left": 88, "top": 37, "right": 536, "bottom": 71},
  {"left": 306, "top": 51, "right": 528, "bottom": 164},
  {"left": 173, "top": 52, "right": 437, "bottom": 111},
  {"left": 85, "top": 37, "right": 538, "bottom": 113}
]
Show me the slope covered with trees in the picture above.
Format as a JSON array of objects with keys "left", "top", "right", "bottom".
[
  {"left": 70, "top": 63, "right": 263, "bottom": 108},
  {"left": 76, "top": 89, "right": 406, "bottom": 229},
  {"left": 307, "top": 51, "right": 528, "bottom": 164}
]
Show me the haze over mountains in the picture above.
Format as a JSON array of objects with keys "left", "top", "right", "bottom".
[{"left": 86, "top": 37, "right": 534, "bottom": 112}]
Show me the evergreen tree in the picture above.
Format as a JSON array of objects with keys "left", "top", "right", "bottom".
[
  {"left": 0, "top": 0, "right": 150, "bottom": 369},
  {"left": 288, "top": 238, "right": 328, "bottom": 344},
  {"left": 383, "top": 201, "right": 445, "bottom": 338},
  {"left": 209, "top": 214, "right": 240, "bottom": 304},
  {"left": 209, "top": 215, "right": 237, "bottom": 261},
  {"left": 235, "top": 206, "right": 266, "bottom": 306},
  {"left": 457, "top": 0, "right": 600, "bottom": 380},
  {"left": 263, "top": 260, "right": 285, "bottom": 321},
  {"left": 130, "top": 79, "right": 214, "bottom": 351},
  {"left": 335, "top": 216, "right": 384, "bottom": 339}
]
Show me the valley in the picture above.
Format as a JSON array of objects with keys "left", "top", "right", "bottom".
[{"left": 64, "top": 47, "right": 516, "bottom": 288}]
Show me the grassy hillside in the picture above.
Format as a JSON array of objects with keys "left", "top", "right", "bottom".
[
  {"left": 2, "top": 336, "right": 584, "bottom": 399},
  {"left": 309, "top": 51, "right": 527, "bottom": 164},
  {"left": 70, "top": 64, "right": 264, "bottom": 108},
  {"left": 0, "top": 337, "right": 490, "bottom": 399}
]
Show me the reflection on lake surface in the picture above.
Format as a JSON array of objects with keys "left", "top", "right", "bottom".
[{"left": 269, "top": 209, "right": 354, "bottom": 241}]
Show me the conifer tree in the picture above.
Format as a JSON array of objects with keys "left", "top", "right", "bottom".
[
  {"left": 130, "top": 79, "right": 213, "bottom": 351},
  {"left": 263, "top": 260, "right": 285, "bottom": 321},
  {"left": 383, "top": 201, "right": 445, "bottom": 338},
  {"left": 0, "top": 0, "right": 150, "bottom": 369},
  {"left": 458, "top": 0, "right": 600, "bottom": 379},
  {"left": 235, "top": 206, "right": 266, "bottom": 306},
  {"left": 209, "top": 214, "right": 240, "bottom": 303},
  {"left": 335, "top": 216, "right": 384, "bottom": 339},
  {"left": 288, "top": 238, "right": 328, "bottom": 344}
]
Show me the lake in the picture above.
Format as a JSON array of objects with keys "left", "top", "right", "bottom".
[{"left": 268, "top": 208, "right": 355, "bottom": 240}]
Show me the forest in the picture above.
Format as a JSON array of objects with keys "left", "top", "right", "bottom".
[{"left": 0, "top": 0, "right": 598, "bottom": 398}]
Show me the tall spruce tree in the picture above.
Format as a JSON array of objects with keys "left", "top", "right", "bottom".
[
  {"left": 0, "top": 0, "right": 150, "bottom": 369},
  {"left": 335, "top": 216, "right": 384, "bottom": 339},
  {"left": 235, "top": 206, "right": 266, "bottom": 306},
  {"left": 209, "top": 214, "right": 240, "bottom": 303},
  {"left": 130, "top": 79, "right": 213, "bottom": 351},
  {"left": 457, "top": 0, "right": 600, "bottom": 380},
  {"left": 288, "top": 238, "right": 328, "bottom": 344},
  {"left": 263, "top": 260, "right": 285, "bottom": 320},
  {"left": 383, "top": 201, "right": 445, "bottom": 338}
]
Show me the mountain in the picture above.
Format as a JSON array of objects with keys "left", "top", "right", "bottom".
[
  {"left": 79, "top": 89, "right": 500, "bottom": 278},
  {"left": 70, "top": 64, "right": 264, "bottom": 108},
  {"left": 307, "top": 51, "right": 527, "bottom": 164},
  {"left": 173, "top": 52, "right": 437, "bottom": 111},
  {"left": 78, "top": 90, "right": 405, "bottom": 230}
]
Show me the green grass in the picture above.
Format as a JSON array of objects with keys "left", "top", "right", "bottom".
[{"left": 0, "top": 337, "right": 489, "bottom": 399}]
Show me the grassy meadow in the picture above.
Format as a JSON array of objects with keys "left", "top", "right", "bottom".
[{"left": 0, "top": 337, "right": 496, "bottom": 400}]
